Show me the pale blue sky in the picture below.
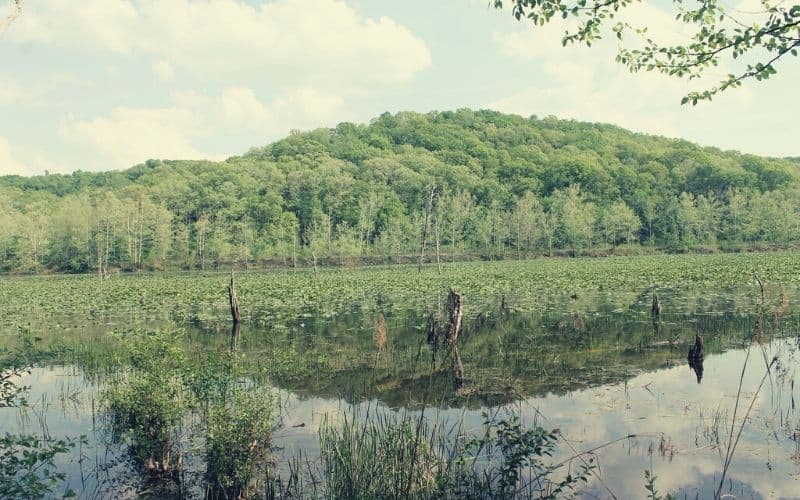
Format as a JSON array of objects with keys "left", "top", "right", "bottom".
[{"left": 1, "top": 0, "right": 798, "bottom": 176}]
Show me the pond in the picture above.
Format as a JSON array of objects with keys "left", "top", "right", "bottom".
[{"left": 2, "top": 254, "right": 800, "bottom": 498}]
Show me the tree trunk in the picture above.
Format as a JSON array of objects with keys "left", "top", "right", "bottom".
[
  {"left": 434, "top": 218, "right": 442, "bottom": 274},
  {"left": 418, "top": 184, "right": 435, "bottom": 273}
]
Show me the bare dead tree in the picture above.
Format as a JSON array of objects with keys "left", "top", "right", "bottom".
[
  {"left": 434, "top": 217, "right": 442, "bottom": 274},
  {"left": 417, "top": 184, "right": 436, "bottom": 273},
  {"left": 228, "top": 271, "right": 241, "bottom": 325}
]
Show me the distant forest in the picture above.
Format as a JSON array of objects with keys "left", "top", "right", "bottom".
[{"left": 2, "top": 109, "right": 799, "bottom": 274}]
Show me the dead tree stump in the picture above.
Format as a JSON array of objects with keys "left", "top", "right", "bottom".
[
  {"left": 651, "top": 286, "right": 662, "bottom": 318},
  {"left": 445, "top": 290, "right": 463, "bottom": 346},
  {"left": 688, "top": 333, "right": 704, "bottom": 360},
  {"left": 229, "top": 271, "right": 241, "bottom": 325}
]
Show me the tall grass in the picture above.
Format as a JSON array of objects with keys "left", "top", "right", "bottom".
[
  {"left": 316, "top": 406, "right": 592, "bottom": 499},
  {"left": 102, "top": 329, "right": 280, "bottom": 498}
]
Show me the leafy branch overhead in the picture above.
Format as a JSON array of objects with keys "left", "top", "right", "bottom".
[
  {"left": 494, "top": 0, "right": 800, "bottom": 104},
  {"left": 0, "top": 0, "right": 23, "bottom": 33}
]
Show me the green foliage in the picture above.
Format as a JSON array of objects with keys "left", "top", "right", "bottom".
[
  {"left": 2, "top": 110, "right": 800, "bottom": 274},
  {"left": 0, "top": 335, "right": 81, "bottom": 499},
  {"left": 102, "top": 329, "right": 280, "bottom": 497},
  {"left": 104, "top": 331, "right": 189, "bottom": 469},
  {"left": 318, "top": 409, "right": 592, "bottom": 499},
  {"left": 205, "top": 386, "right": 275, "bottom": 499},
  {"left": 644, "top": 469, "right": 674, "bottom": 500},
  {"left": 0, "top": 433, "right": 78, "bottom": 499},
  {"left": 494, "top": 1, "right": 800, "bottom": 103}
]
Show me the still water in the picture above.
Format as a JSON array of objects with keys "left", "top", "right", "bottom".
[{"left": 2, "top": 282, "right": 800, "bottom": 498}]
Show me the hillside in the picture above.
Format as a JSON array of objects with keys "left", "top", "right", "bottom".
[{"left": 1, "top": 109, "right": 799, "bottom": 273}]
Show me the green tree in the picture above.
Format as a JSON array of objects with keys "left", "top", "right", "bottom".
[
  {"left": 550, "top": 185, "right": 596, "bottom": 255},
  {"left": 600, "top": 200, "right": 641, "bottom": 247}
]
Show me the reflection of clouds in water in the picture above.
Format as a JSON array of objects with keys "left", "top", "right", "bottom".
[
  {"left": 267, "top": 338, "right": 800, "bottom": 496},
  {"left": 0, "top": 366, "right": 97, "bottom": 435},
  {"left": 5, "top": 337, "right": 799, "bottom": 497},
  {"left": 515, "top": 339, "right": 799, "bottom": 498}
]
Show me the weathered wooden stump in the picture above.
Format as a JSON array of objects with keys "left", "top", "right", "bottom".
[
  {"left": 445, "top": 290, "right": 463, "bottom": 346},
  {"left": 651, "top": 285, "right": 663, "bottom": 318},
  {"left": 688, "top": 333, "right": 704, "bottom": 360},
  {"left": 228, "top": 271, "right": 241, "bottom": 325}
]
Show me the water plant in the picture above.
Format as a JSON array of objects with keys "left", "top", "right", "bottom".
[
  {"left": 317, "top": 407, "right": 593, "bottom": 499},
  {"left": 0, "top": 333, "right": 82, "bottom": 498},
  {"left": 205, "top": 385, "right": 276, "bottom": 499},
  {"left": 102, "top": 328, "right": 281, "bottom": 498}
]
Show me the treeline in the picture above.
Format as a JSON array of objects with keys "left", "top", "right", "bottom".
[{"left": 1, "top": 109, "right": 799, "bottom": 273}]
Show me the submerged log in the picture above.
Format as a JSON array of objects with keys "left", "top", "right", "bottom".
[{"left": 228, "top": 271, "right": 241, "bottom": 325}]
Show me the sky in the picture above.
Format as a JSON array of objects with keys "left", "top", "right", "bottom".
[{"left": 1, "top": 0, "right": 798, "bottom": 176}]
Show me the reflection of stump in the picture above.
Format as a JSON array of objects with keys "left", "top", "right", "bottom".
[
  {"left": 374, "top": 313, "right": 387, "bottom": 351},
  {"left": 688, "top": 354, "right": 704, "bottom": 384},
  {"left": 652, "top": 316, "right": 662, "bottom": 337},
  {"left": 230, "top": 322, "right": 241, "bottom": 353},
  {"left": 688, "top": 334, "right": 704, "bottom": 360},
  {"left": 426, "top": 313, "right": 438, "bottom": 346},
  {"left": 452, "top": 346, "right": 464, "bottom": 390}
]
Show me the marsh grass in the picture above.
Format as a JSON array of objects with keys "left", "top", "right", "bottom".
[
  {"left": 102, "top": 329, "right": 281, "bottom": 498},
  {"left": 205, "top": 386, "right": 276, "bottom": 499},
  {"left": 315, "top": 406, "right": 593, "bottom": 499}
]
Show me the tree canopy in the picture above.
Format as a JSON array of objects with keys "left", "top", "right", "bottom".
[
  {"left": 494, "top": 0, "right": 800, "bottom": 103},
  {"left": 1, "top": 109, "right": 799, "bottom": 273}
]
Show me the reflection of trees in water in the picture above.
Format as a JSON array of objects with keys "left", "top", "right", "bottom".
[{"left": 255, "top": 296, "right": 799, "bottom": 409}]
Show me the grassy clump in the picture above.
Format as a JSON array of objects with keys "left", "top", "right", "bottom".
[
  {"left": 318, "top": 409, "right": 592, "bottom": 499},
  {"left": 206, "top": 386, "right": 275, "bottom": 499},
  {"left": 104, "top": 330, "right": 188, "bottom": 473},
  {"left": 102, "top": 329, "right": 279, "bottom": 497}
]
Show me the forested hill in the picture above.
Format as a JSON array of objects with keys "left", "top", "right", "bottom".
[{"left": 2, "top": 109, "right": 799, "bottom": 273}]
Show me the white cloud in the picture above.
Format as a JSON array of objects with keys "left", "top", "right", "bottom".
[
  {"left": 493, "top": 23, "right": 565, "bottom": 61},
  {"left": 59, "top": 107, "right": 217, "bottom": 168},
  {"left": 0, "top": 78, "right": 35, "bottom": 106},
  {"left": 272, "top": 87, "right": 345, "bottom": 122},
  {"left": 31, "top": 155, "right": 73, "bottom": 176},
  {"left": 493, "top": 2, "right": 693, "bottom": 61},
  {"left": 489, "top": 1, "right": 756, "bottom": 145},
  {"left": 151, "top": 60, "right": 175, "bottom": 82},
  {"left": 10, "top": 0, "right": 432, "bottom": 92},
  {"left": 58, "top": 85, "right": 346, "bottom": 169},
  {"left": 0, "top": 136, "right": 33, "bottom": 176}
]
